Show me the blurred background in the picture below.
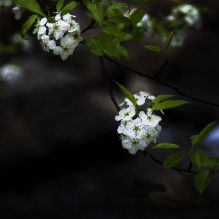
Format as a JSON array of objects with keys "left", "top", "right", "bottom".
[{"left": 0, "top": 0, "right": 219, "bottom": 218}]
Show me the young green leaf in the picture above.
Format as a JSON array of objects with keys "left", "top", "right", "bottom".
[
  {"left": 195, "top": 170, "right": 212, "bottom": 194},
  {"left": 56, "top": 0, "right": 65, "bottom": 12},
  {"left": 85, "top": 1, "right": 105, "bottom": 26},
  {"left": 164, "top": 30, "right": 175, "bottom": 49},
  {"left": 152, "top": 100, "right": 190, "bottom": 110},
  {"left": 99, "top": 34, "right": 129, "bottom": 59},
  {"left": 113, "top": 81, "right": 136, "bottom": 107},
  {"left": 190, "top": 121, "right": 217, "bottom": 146},
  {"left": 102, "top": 26, "right": 132, "bottom": 41},
  {"left": 107, "top": 16, "right": 133, "bottom": 26},
  {"left": 189, "top": 151, "right": 204, "bottom": 169},
  {"left": 145, "top": 45, "right": 160, "bottom": 53},
  {"left": 21, "top": 14, "right": 38, "bottom": 39},
  {"left": 13, "top": 0, "right": 45, "bottom": 17},
  {"left": 163, "top": 153, "right": 184, "bottom": 169},
  {"left": 152, "top": 94, "right": 174, "bottom": 103},
  {"left": 203, "top": 156, "right": 219, "bottom": 167},
  {"left": 60, "top": 1, "right": 79, "bottom": 16},
  {"left": 106, "top": 3, "right": 129, "bottom": 15},
  {"left": 198, "top": 121, "right": 216, "bottom": 143},
  {"left": 190, "top": 135, "right": 199, "bottom": 146},
  {"left": 129, "top": 9, "right": 146, "bottom": 26},
  {"left": 86, "top": 37, "right": 104, "bottom": 56},
  {"left": 153, "top": 142, "right": 180, "bottom": 149}
]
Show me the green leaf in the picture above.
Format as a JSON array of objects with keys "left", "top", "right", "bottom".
[
  {"left": 61, "top": 1, "right": 79, "bottom": 16},
  {"left": 164, "top": 30, "right": 175, "bottom": 49},
  {"left": 13, "top": 0, "right": 45, "bottom": 17},
  {"left": 152, "top": 95, "right": 174, "bottom": 103},
  {"left": 145, "top": 45, "right": 160, "bottom": 53},
  {"left": 152, "top": 100, "right": 191, "bottom": 110},
  {"left": 190, "top": 135, "right": 199, "bottom": 146},
  {"left": 102, "top": 25, "right": 132, "bottom": 41},
  {"left": 132, "top": 26, "right": 146, "bottom": 41},
  {"left": 163, "top": 153, "right": 184, "bottom": 169},
  {"left": 99, "top": 34, "right": 129, "bottom": 59},
  {"left": 21, "top": 14, "right": 38, "bottom": 39},
  {"left": 153, "top": 142, "right": 180, "bottom": 149},
  {"left": 154, "top": 35, "right": 160, "bottom": 47},
  {"left": 56, "top": 0, "right": 65, "bottom": 12},
  {"left": 203, "top": 156, "right": 219, "bottom": 167},
  {"left": 107, "top": 16, "right": 133, "bottom": 26},
  {"left": 190, "top": 121, "right": 217, "bottom": 146},
  {"left": 106, "top": 3, "right": 129, "bottom": 15},
  {"left": 118, "top": 44, "right": 129, "bottom": 60},
  {"left": 195, "top": 170, "right": 212, "bottom": 194},
  {"left": 86, "top": 36, "right": 104, "bottom": 56},
  {"left": 189, "top": 151, "right": 204, "bottom": 169},
  {"left": 129, "top": 9, "right": 146, "bottom": 26},
  {"left": 85, "top": 1, "right": 105, "bottom": 26},
  {"left": 113, "top": 81, "right": 136, "bottom": 107},
  {"left": 198, "top": 121, "right": 216, "bottom": 143}
]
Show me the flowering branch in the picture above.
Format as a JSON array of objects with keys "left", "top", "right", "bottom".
[
  {"left": 99, "top": 57, "right": 121, "bottom": 111},
  {"left": 104, "top": 55, "right": 219, "bottom": 107},
  {"left": 144, "top": 150, "right": 197, "bottom": 175}
]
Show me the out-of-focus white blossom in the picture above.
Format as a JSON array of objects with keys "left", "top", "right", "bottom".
[
  {"left": 12, "top": 4, "right": 23, "bottom": 19},
  {"left": 137, "top": 14, "right": 153, "bottom": 34},
  {"left": 0, "top": 0, "right": 12, "bottom": 9},
  {"left": 11, "top": 33, "right": 32, "bottom": 52},
  {"left": 0, "top": 63, "right": 23, "bottom": 82}
]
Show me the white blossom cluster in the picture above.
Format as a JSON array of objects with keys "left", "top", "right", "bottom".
[
  {"left": 33, "top": 12, "right": 83, "bottom": 60},
  {"left": 115, "top": 91, "right": 162, "bottom": 154}
]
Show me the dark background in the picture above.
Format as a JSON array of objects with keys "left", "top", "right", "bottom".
[{"left": 0, "top": 0, "right": 219, "bottom": 218}]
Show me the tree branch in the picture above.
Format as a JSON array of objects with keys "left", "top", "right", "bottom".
[
  {"left": 104, "top": 55, "right": 219, "bottom": 107},
  {"left": 81, "top": 19, "right": 96, "bottom": 34},
  {"left": 145, "top": 150, "right": 197, "bottom": 175},
  {"left": 99, "top": 57, "right": 121, "bottom": 111}
]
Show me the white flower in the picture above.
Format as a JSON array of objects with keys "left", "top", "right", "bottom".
[
  {"left": 141, "top": 125, "right": 160, "bottom": 145},
  {"left": 63, "top": 13, "right": 76, "bottom": 21},
  {"left": 0, "top": 0, "right": 12, "bottom": 8},
  {"left": 122, "top": 137, "right": 148, "bottom": 154},
  {"left": 46, "top": 20, "right": 70, "bottom": 40},
  {"left": 139, "top": 109, "right": 162, "bottom": 127},
  {"left": 12, "top": 5, "right": 23, "bottom": 19},
  {"left": 117, "top": 121, "right": 129, "bottom": 135},
  {"left": 53, "top": 34, "right": 78, "bottom": 60},
  {"left": 40, "top": 35, "right": 56, "bottom": 52},
  {"left": 115, "top": 105, "right": 136, "bottom": 121},
  {"left": 126, "top": 117, "right": 146, "bottom": 139},
  {"left": 33, "top": 17, "right": 47, "bottom": 40}
]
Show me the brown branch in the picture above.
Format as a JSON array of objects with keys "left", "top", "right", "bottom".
[
  {"left": 104, "top": 55, "right": 219, "bottom": 107},
  {"left": 145, "top": 150, "right": 197, "bottom": 175},
  {"left": 99, "top": 57, "right": 121, "bottom": 111}
]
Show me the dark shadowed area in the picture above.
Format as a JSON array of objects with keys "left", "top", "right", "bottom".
[{"left": 0, "top": 0, "right": 219, "bottom": 218}]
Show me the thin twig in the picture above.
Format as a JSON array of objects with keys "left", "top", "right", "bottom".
[
  {"left": 145, "top": 151, "right": 197, "bottom": 175},
  {"left": 99, "top": 57, "right": 121, "bottom": 111},
  {"left": 81, "top": 20, "right": 96, "bottom": 34},
  {"left": 104, "top": 55, "right": 219, "bottom": 107}
]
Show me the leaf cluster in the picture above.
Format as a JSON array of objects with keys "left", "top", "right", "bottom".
[{"left": 152, "top": 121, "right": 218, "bottom": 194}]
